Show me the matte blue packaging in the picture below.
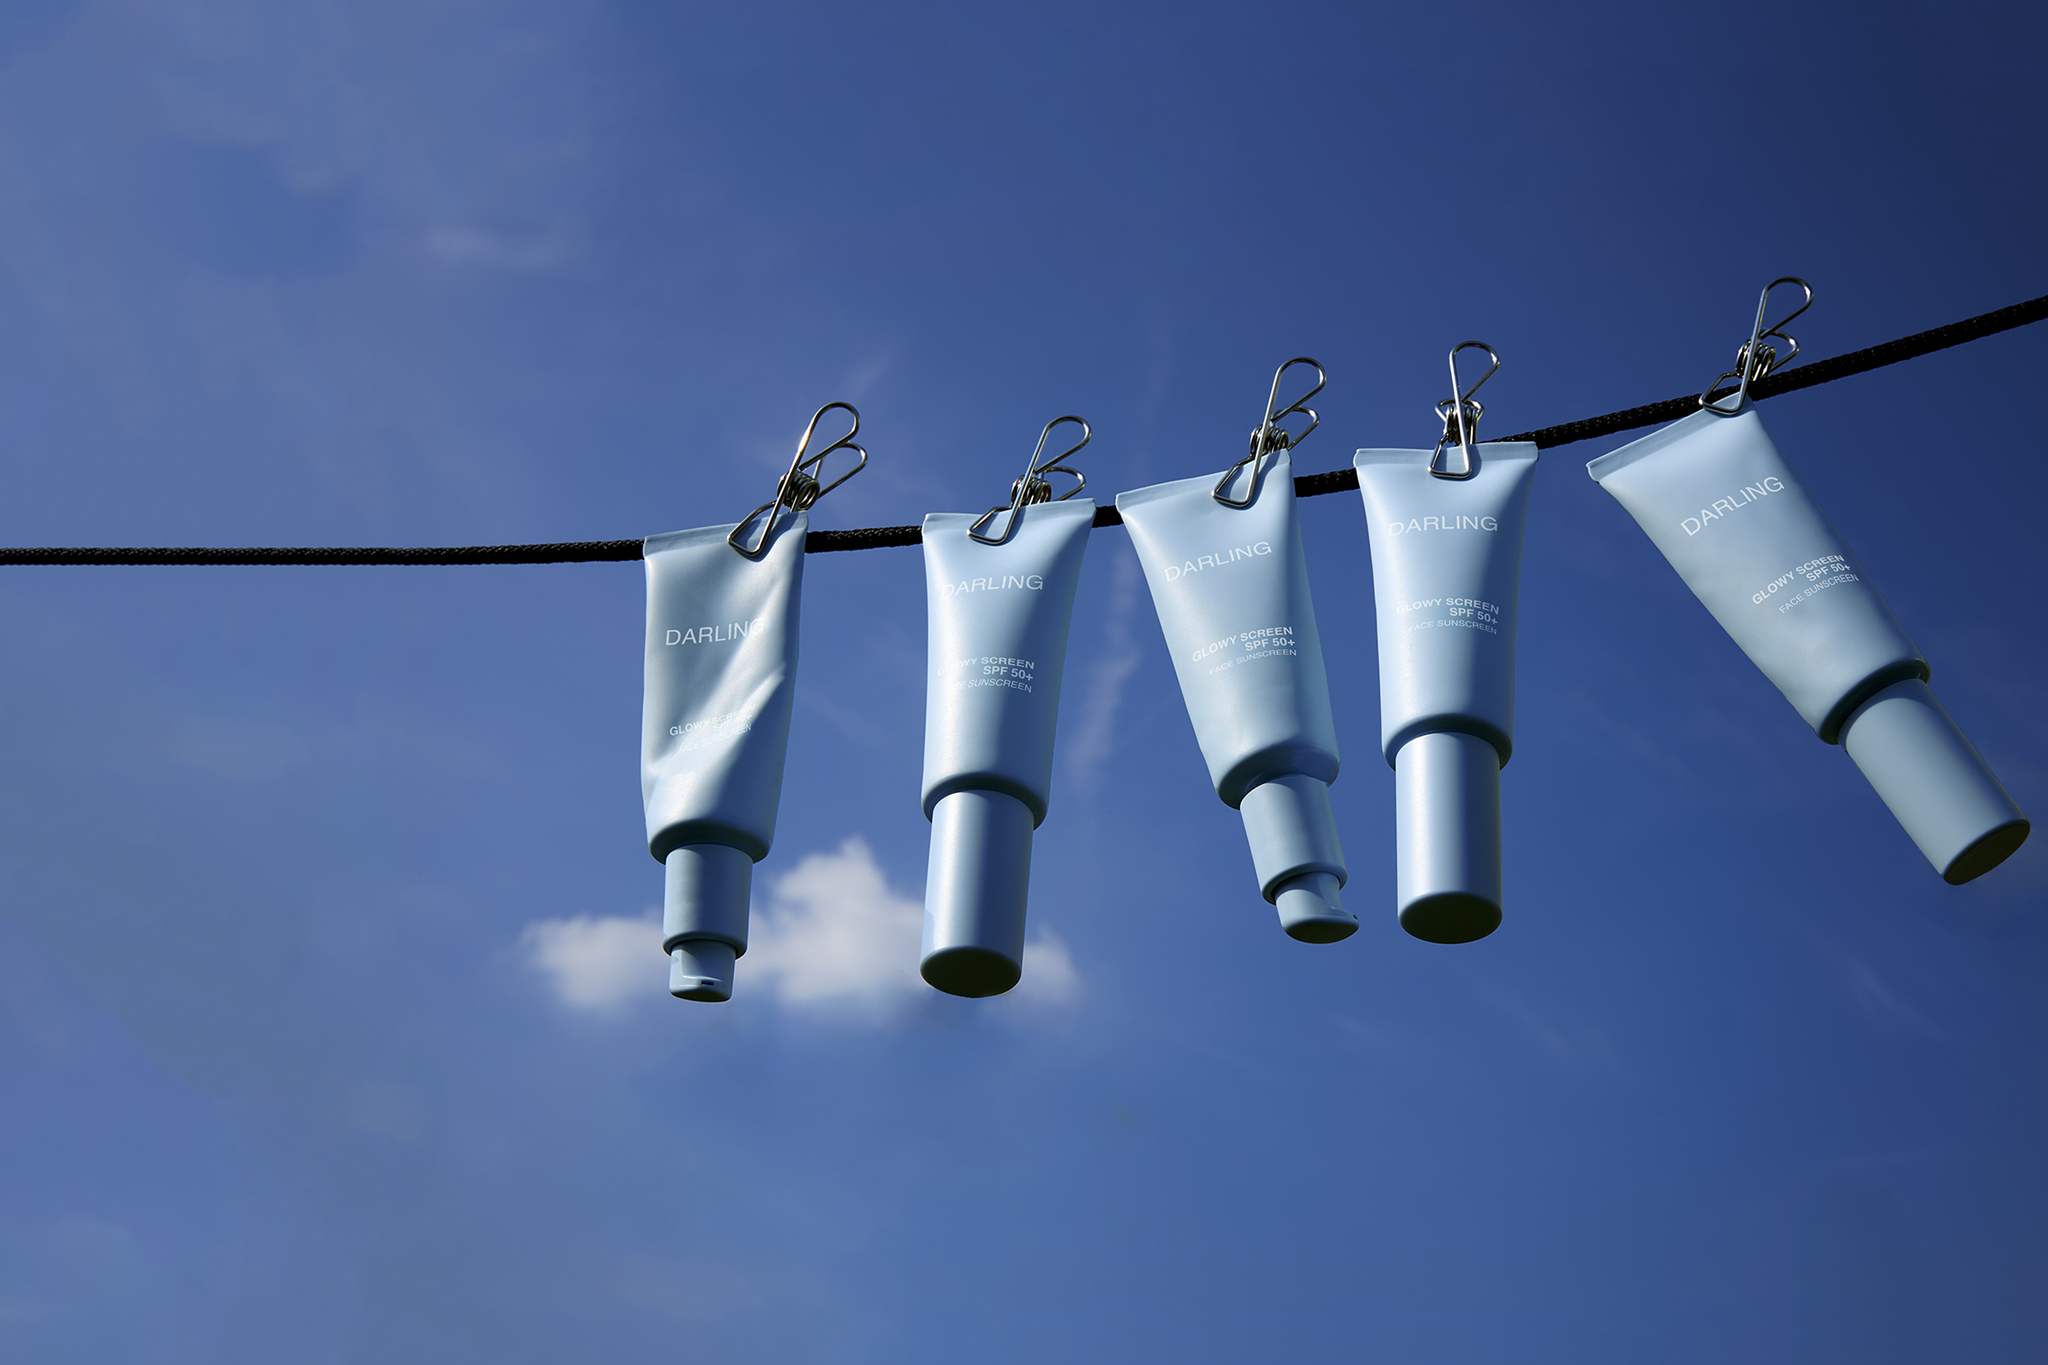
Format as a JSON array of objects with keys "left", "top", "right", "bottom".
[
  {"left": 1589, "top": 401, "right": 2028, "bottom": 882},
  {"left": 641, "top": 509, "right": 806, "bottom": 1000},
  {"left": 1355, "top": 443, "right": 1538, "bottom": 942},
  {"left": 1117, "top": 452, "right": 1355, "bottom": 942},
  {"left": 918, "top": 499, "right": 1093, "bottom": 996}
]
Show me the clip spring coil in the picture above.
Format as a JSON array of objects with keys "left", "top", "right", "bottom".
[
  {"left": 968, "top": 416, "right": 1090, "bottom": 545},
  {"left": 1430, "top": 342, "right": 1501, "bottom": 479},
  {"left": 1215, "top": 358, "right": 1325, "bottom": 507},
  {"left": 1700, "top": 277, "right": 1813, "bottom": 414},
  {"left": 727, "top": 402, "right": 869, "bottom": 557}
]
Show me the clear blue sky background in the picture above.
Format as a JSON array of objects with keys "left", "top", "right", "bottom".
[{"left": 1, "top": 2, "right": 2044, "bottom": 1361}]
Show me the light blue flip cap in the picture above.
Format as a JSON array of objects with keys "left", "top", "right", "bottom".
[
  {"left": 663, "top": 843, "right": 752, "bottom": 1002},
  {"left": 1239, "top": 773, "right": 1355, "bottom": 943},
  {"left": 921, "top": 789, "right": 1033, "bottom": 998},
  {"left": 1394, "top": 731, "right": 1503, "bottom": 944},
  {"left": 1839, "top": 678, "right": 2030, "bottom": 884}
]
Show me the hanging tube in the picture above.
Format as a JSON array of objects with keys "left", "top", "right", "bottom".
[
  {"left": 641, "top": 510, "right": 806, "bottom": 1001},
  {"left": 919, "top": 499, "right": 1093, "bottom": 996},
  {"left": 1117, "top": 452, "right": 1354, "bottom": 942},
  {"left": 1355, "top": 442, "right": 1538, "bottom": 943},
  {"left": 1588, "top": 402, "right": 2028, "bottom": 883}
]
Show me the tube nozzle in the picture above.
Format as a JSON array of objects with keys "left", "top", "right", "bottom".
[{"left": 662, "top": 843, "right": 752, "bottom": 1003}]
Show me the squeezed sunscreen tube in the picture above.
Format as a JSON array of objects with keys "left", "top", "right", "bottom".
[
  {"left": 642, "top": 511, "right": 806, "bottom": 1001},
  {"left": 1117, "top": 453, "right": 1355, "bottom": 941},
  {"left": 919, "top": 500, "right": 1093, "bottom": 996},
  {"left": 1355, "top": 444, "right": 1538, "bottom": 943},
  {"left": 1589, "top": 403, "right": 2028, "bottom": 882}
]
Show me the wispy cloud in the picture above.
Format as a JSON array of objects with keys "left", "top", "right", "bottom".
[
  {"left": 1800, "top": 929, "right": 1949, "bottom": 1040},
  {"left": 839, "top": 352, "right": 893, "bottom": 402},
  {"left": 1844, "top": 957, "right": 1944, "bottom": 1039},
  {"left": 424, "top": 225, "right": 577, "bottom": 272},
  {"left": 1062, "top": 545, "right": 1147, "bottom": 795},
  {"left": 1332, "top": 1015, "right": 1413, "bottom": 1058},
  {"left": 1475, "top": 982, "right": 1628, "bottom": 1075},
  {"left": 517, "top": 837, "right": 1080, "bottom": 1017},
  {"left": 170, "top": 715, "right": 310, "bottom": 782},
  {"left": 611, "top": 1256, "right": 764, "bottom": 1322}
]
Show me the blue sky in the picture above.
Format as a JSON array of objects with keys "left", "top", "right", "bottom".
[{"left": 1, "top": 1, "right": 2044, "bottom": 1361}]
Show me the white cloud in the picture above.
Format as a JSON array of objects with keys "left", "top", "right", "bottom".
[
  {"left": 517, "top": 837, "right": 1081, "bottom": 1017},
  {"left": 1015, "top": 929, "right": 1079, "bottom": 1005},
  {"left": 745, "top": 837, "right": 925, "bottom": 1013},
  {"left": 517, "top": 911, "right": 663, "bottom": 1013}
]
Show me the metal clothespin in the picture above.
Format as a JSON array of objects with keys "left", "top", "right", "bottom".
[
  {"left": 968, "top": 415, "right": 1090, "bottom": 545},
  {"left": 1215, "top": 357, "right": 1324, "bottom": 507},
  {"left": 727, "top": 402, "right": 868, "bottom": 557},
  {"left": 1699, "top": 277, "right": 1813, "bottom": 414},
  {"left": 1430, "top": 342, "right": 1500, "bottom": 480}
]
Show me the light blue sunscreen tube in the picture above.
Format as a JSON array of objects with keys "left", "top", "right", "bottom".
[
  {"left": 1589, "top": 401, "right": 2028, "bottom": 883},
  {"left": 919, "top": 498, "right": 1093, "bottom": 996},
  {"left": 1118, "top": 451, "right": 1355, "bottom": 941},
  {"left": 641, "top": 509, "right": 806, "bottom": 1001},
  {"left": 1354, "top": 443, "right": 1538, "bottom": 942}
]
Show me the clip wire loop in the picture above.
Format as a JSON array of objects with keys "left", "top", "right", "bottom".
[
  {"left": 1215, "top": 357, "right": 1324, "bottom": 507},
  {"left": 967, "top": 416, "right": 1090, "bottom": 545},
  {"left": 727, "top": 402, "right": 868, "bottom": 557},
  {"left": 1430, "top": 341, "right": 1501, "bottom": 479},
  {"left": 1700, "top": 277, "right": 1814, "bottom": 414}
]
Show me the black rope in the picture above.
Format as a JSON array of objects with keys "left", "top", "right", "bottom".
[
  {"left": 0, "top": 540, "right": 647, "bottom": 567},
  {"left": 9, "top": 292, "right": 2043, "bottom": 566}
]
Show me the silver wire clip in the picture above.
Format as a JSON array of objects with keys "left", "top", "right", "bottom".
[
  {"left": 1214, "top": 357, "right": 1324, "bottom": 508},
  {"left": 967, "top": 415, "right": 1090, "bottom": 545},
  {"left": 1430, "top": 342, "right": 1500, "bottom": 480},
  {"left": 727, "top": 402, "right": 868, "bottom": 557},
  {"left": 1699, "top": 277, "right": 1813, "bottom": 414}
]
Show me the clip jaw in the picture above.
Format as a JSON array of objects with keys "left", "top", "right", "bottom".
[
  {"left": 1699, "top": 277, "right": 1813, "bottom": 415},
  {"left": 727, "top": 402, "right": 868, "bottom": 557},
  {"left": 967, "top": 416, "right": 1091, "bottom": 545},
  {"left": 1215, "top": 357, "right": 1324, "bottom": 508},
  {"left": 1429, "top": 342, "right": 1500, "bottom": 480}
]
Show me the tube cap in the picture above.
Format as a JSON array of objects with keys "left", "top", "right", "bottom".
[
  {"left": 663, "top": 843, "right": 753, "bottom": 1003},
  {"left": 1272, "top": 870, "right": 1350, "bottom": 942},
  {"left": 1394, "top": 731, "right": 1503, "bottom": 944},
  {"left": 1839, "top": 678, "right": 2030, "bottom": 884},
  {"left": 921, "top": 789, "right": 1034, "bottom": 998},
  {"left": 1238, "top": 774, "right": 1355, "bottom": 943},
  {"left": 670, "top": 941, "right": 736, "bottom": 1003}
]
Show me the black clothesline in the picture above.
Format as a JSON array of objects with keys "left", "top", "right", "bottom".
[{"left": 4, "top": 292, "right": 2042, "bottom": 568}]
